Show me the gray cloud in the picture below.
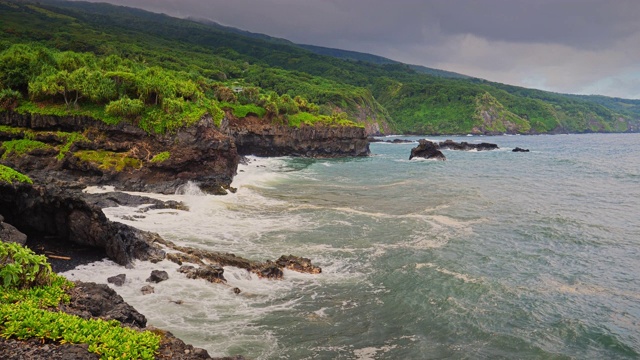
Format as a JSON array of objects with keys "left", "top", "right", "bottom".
[{"left": 72, "top": 0, "right": 640, "bottom": 98}]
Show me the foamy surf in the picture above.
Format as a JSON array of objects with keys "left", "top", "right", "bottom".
[{"left": 61, "top": 258, "right": 295, "bottom": 358}]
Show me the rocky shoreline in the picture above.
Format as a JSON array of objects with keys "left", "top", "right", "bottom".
[
  {"left": 0, "top": 281, "right": 245, "bottom": 360},
  {"left": 0, "top": 111, "right": 362, "bottom": 358}
]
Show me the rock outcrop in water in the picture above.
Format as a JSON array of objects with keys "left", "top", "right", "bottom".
[
  {"left": 437, "top": 139, "right": 499, "bottom": 151},
  {"left": 409, "top": 139, "right": 446, "bottom": 160},
  {"left": 159, "top": 237, "right": 322, "bottom": 280},
  {"left": 409, "top": 139, "right": 502, "bottom": 160}
]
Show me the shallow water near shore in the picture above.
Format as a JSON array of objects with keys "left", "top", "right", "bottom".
[{"left": 63, "top": 133, "right": 640, "bottom": 359}]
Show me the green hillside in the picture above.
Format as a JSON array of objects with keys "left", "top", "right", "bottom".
[{"left": 1, "top": 0, "right": 638, "bottom": 134}]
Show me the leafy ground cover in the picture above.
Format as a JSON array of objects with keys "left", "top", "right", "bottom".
[{"left": 0, "top": 241, "right": 161, "bottom": 359}]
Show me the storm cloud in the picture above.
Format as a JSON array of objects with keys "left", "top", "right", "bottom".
[{"left": 73, "top": 0, "right": 640, "bottom": 98}]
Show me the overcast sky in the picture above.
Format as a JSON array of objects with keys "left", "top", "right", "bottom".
[{"left": 76, "top": 0, "right": 640, "bottom": 99}]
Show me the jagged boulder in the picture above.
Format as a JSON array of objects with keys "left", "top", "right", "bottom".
[
  {"left": 60, "top": 282, "right": 147, "bottom": 328},
  {"left": 146, "top": 270, "right": 169, "bottom": 283},
  {"left": 256, "top": 261, "right": 284, "bottom": 279},
  {"left": 276, "top": 255, "right": 322, "bottom": 274},
  {"left": 0, "top": 215, "right": 27, "bottom": 245},
  {"left": 166, "top": 252, "right": 205, "bottom": 266},
  {"left": 409, "top": 139, "right": 446, "bottom": 160},
  {"left": 107, "top": 274, "right": 126, "bottom": 286},
  {"left": 512, "top": 147, "right": 530, "bottom": 152},
  {"left": 177, "top": 265, "right": 226, "bottom": 283}
]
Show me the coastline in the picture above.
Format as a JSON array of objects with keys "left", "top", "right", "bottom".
[
  {"left": 0, "top": 108, "right": 349, "bottom": 358},
  {"left": 0, "top": 158, "right": 323, "bottom": 359}
]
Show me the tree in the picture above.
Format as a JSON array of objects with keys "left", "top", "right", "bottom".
[
  {"left": 0, "top": 44, "right": 55, "bottom": 93},
  {"left": 136, "top": 66, "right": 176, "bottom": 105},
  {"left": 29, "top": 67, "right": 116, "bottom": 107},
  {"left": 55, "top": 51, "right": 92, "bottom": 72}
]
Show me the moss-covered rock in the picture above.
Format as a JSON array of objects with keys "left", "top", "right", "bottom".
[{"left": 0, "top": 164, "right": 32, "bottom": 185}]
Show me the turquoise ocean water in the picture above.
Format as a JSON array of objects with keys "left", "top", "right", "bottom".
[{"left": 66, "top": 134, "right": 640, "bottom": 359}]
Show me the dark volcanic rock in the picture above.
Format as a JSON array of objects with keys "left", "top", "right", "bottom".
[
  {"left": 226, "top": 115, "right": 370, "bottom": 158},
  {"left": 512, "top": 147, "right": 530, "bottom": 152},
  {"left": 0, "top": 217, "right": 27, "bottom": 245},
  {"left": 141, "top": 285, "right": 155, "bottom": 295},
  {"left": 178, "top": 264, "right": 226, "bottom": 283},
  {"left": 147, "top": 270, "right": 169, "bottom": 283},
  {"left": 83, "top": 191, "right": 188, "bottom": 211},
  {"left": 157, "top": 237, "right": 322, "bottom": 280},
  {"left": 257, "top": 261, "right": 284, "bottom": 279},
  {"left": 166, "top": 251, "right": 205, "bottom": 265},
  {"left": 276, "top": 255, "right": 322, "bottom": 274},
  {"left": 409, "top": 139, "right": 446, "bottom": 160},
  {"left": 389, "top": 138, "right": 415, "bottom": 143},
  {"left": 60, "top": 282, "right": 147, "bottom": 328},
  {"left": 367, "top": 137, "right": 413, "bottom": 144},
  {"left": 107, "top": 274, "right": 126, "bottom": 286},
  {"left": 0, "top": 182, "right": 165, "bottom": 267},
  {"left": 0, "top": 338, "right": 99, "bottom": 360},
  {"left": 438, "top": 139, "right": 499, "bottom": 151}
]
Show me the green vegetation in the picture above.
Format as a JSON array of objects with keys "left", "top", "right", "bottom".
[
  {"left": 0, "top": 242, "right": 161, "bottom": 359},
  {"left": 1, "top": 139, "right": 49, "bottom": 159},
  {"left": 0, "top": 0, "right": 637, "bottom": 134},
  {"left": 0, "top": 241, "right": 51, "bottom": 288},
  {"left": 221, "top": 102, "right": 266, "bottom": 118},
  {"left": 288, "top": 112, "right": 363, "bottom": 128},
  {"left": 0, "top": 164, "right": 32, "bottom": 184},
  {"left": 56, "top": 131, "right": 88, "bottom": 159},
  {"left": 150, "top": 151, "right": 170, "bottom": 163},
  {"left": 0, "top": 127, "right": 88, "bottom": 160},
  {"left": 74, "top": 150, "right": 142, "bottom": 171},
  {"left": 0, "top": 125, "right": 33, "bottom": 138}
]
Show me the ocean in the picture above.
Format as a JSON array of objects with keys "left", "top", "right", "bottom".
[{"left": 63, "top": 133, "right": 640, "bottom": 359}]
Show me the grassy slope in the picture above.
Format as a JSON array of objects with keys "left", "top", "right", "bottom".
[{"left": 1, "top": 0, "right": 639, "bottom": 134}]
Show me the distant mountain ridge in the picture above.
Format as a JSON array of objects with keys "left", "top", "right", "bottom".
[{"left": 187, "top": 17, "right": 471, "bottom": 79}]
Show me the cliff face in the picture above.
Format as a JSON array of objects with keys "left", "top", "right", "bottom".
[
  {"left": 224, "top": 115, "right": 370, "bottom": 157},
  {"left": 0, "top": 182, "right": 165, "bottom": 266},
  {"left": 0, "top": 111, "right": 239, "bottom": 194}
]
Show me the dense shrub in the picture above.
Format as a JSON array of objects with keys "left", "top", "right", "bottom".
[{"left": 105, "top": 96, "right": 145, "bottom": 118}]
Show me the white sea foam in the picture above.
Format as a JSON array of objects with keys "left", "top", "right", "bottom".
[
  {"left": 353, "top": 344, "right": 398, "bottom": 360},
  {"left": 83, "top": 185, "right": 117, "bottom": 194},
  {"left": 61, "top": 257, "right": 317, "bottom": 358},
  {"left": 175, "top": 181, "right": 206, "bottom": 196},
  {"left": 415, "top": 262, "right": 481, "bottom": 283}
]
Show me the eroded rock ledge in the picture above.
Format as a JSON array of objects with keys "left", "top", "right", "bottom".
[
  {"left": 0, "top": 111, "right": 239, "bottom": 195},
  {"left": 0, "top": 182, "right": 164, "bottom": 267},
  {"left": 225, "top": 115, "right": 370, "bottom": 157}
]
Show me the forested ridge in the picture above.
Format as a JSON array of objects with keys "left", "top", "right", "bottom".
[{"left": 1, "top": 0, "right": 639, "bottom": 134}]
